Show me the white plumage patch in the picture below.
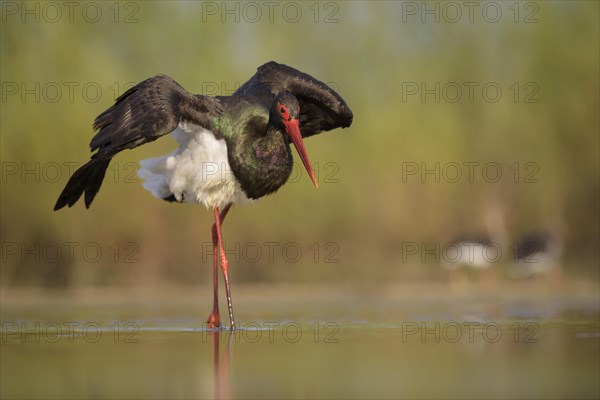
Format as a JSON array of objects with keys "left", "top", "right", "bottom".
[{"left": 138, "top": 121, "right": 253, "bottom": 209}]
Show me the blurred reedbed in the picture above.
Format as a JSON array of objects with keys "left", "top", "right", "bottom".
[{"left": 0, "top": 2, "right": 598, "bottom": 290}]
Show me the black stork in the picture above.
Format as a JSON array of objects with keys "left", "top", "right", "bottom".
[
  {"left": 509, "top": 232, "right": 563, "bottom": 280},
  {"left": 54, "top": 61, "right": 353, "bottom": 329}
]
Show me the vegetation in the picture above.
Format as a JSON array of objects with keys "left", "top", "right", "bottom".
[{"left": 1, "top": 2, "right": 598, "bottom": 289}]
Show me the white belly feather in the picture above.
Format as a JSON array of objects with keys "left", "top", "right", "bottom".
[{"left": 137, "top": 121, "right": 253, "bottom": 209}]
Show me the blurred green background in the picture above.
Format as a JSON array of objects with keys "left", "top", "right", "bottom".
[{"left": 1, "top": 1, "right": 598, "bottom": 292}]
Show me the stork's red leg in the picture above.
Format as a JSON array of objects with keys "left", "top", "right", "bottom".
[
  {"left": 206, "top": 205, "right": 232, "bottom": 328},
  {"left": 207, "top": 204, "right": 232, "bottom": 329},
  {"left": 214, "top": 205, "right": 235, "bottom": 329}
]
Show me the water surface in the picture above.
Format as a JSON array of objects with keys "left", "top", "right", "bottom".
[{"left": 2, "top": 285, "right": 599, "bottom": 399}]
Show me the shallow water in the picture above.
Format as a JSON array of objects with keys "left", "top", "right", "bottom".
[{"left": 1, "top": 287, "right": 599, "bottom": 399}]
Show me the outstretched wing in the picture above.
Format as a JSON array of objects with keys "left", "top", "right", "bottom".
[
  {"left": 235, "top": 61, "right": 353, "bottom": 138},
  {"left": 54, "top": 74, "right": 222, "bottom": 210},
  {"left": 90, "top": 74, "right": 222, "bottom": 155}
]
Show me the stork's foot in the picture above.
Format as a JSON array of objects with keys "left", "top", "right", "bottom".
[{"left": 206, "top": 311, "right": 221, "bottom": 329}]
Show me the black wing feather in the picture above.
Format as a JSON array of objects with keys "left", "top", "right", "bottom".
[
  {"left": 90, "top": 74, "right": 220, "bottom": 153},
  {"left": 54, "top": 74, "right": 221, "bottom": 210},
  {"left": 236, "top": 61, "right": 353, "bottom": 138}
]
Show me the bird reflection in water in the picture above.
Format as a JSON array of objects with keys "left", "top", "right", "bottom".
[{"left": 208, "top": 330, "right": 232, "bottom": 400}]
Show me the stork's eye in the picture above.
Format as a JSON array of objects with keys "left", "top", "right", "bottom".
[{"left": 278, "top": 103, "right": 291, "bottom": 121}]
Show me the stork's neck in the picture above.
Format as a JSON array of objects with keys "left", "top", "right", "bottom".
[{"left": 228, "top": 120, "right": 293, "bottom": 200}]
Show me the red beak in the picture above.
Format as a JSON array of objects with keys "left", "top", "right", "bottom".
[{"left": 283, "top": 118, "right": 318, "bottom": 188}]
